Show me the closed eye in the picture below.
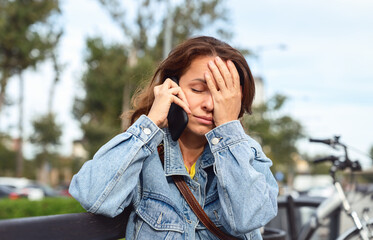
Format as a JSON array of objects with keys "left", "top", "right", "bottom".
[{"left": 191, "top": 88, "right": 203, "bottom": 93}]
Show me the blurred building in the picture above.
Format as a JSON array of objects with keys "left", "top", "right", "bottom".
[
  {"left": 253, "top": 76, "right": 265, "bottom": 106},
  {"left": 72, "top": 140, "right": 88, "bottom": 160}
]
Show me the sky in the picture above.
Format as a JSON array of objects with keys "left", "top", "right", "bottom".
[{"left": 2, "top": 0, "right": 373, "bottom": 168}]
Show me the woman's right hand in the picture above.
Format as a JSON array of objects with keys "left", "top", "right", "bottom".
[{"left": 147, "top": 78, "right": 191, "bottom": 128}]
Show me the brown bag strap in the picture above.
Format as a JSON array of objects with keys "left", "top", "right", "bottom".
[
  {"left": 172, "top": 175, "right": 239, "bottom": 240},
  {"left": 157, "top": 144, "right": 239, "bottom": 240}
]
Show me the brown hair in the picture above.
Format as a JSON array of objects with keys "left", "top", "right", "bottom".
[{"left": 125, "top": 36, "right": 255, "bottom": 126}]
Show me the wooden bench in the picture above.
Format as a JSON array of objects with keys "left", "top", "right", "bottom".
[
  {"left": 0, "top": 208, "right": 286, "bottom": 240},
  {"left": 4, "top": 197, "right": 333, "bottom": 240},
  {"left": 0, "top": 208, "right": 131, "bottom": 240}
]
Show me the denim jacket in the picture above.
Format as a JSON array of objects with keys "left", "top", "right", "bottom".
[{"left": 69, "top": 115, "right": 278, "bottom": 240}]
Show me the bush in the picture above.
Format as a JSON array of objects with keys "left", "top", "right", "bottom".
[{"left": 0, "top": 197, "right": 86, "bottom": 220}]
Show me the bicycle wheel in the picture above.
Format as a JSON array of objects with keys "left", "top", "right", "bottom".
[{"left": 337, "top": 219, "right": 373, "bottom": 240}]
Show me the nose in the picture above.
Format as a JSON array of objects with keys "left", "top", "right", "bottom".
[{"left": 201, "top": 92, "right": 214, "bottom": 112}]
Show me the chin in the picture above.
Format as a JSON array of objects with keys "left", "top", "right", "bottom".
[{"left": 188, "top": 125, "right": 213, "bottom": 137}]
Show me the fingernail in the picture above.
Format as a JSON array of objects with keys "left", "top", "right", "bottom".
[
  {"left": 209, "top": 60, "right": 214, "bottom": 66},
  {"left": 215, "top": 56, "right": 221, "bottom": 61}
]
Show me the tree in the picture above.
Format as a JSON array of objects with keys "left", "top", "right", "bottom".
[
  {"left": 242, "top": 94, "right": 304, "bottom": 177},
  {"left": 73, "top": 38, "right": 133, "bottom": 158},
  {"left": 0, "top": 0, "right": 61, "bottom": 177},
  {"left": 30, "top": 31, "right": 64, "bottom": 183},
  {"left": 29, "top": 113, "right": 62, "bottom": 183},
  {"left": 0, "top": 134, "right": 16, "bottom": 176},
  {"left": 74, "top": 0, "right": 231, "bottom": 158},
  {"left": 0, "top": 0, "right": 61, "bottom": 114}
]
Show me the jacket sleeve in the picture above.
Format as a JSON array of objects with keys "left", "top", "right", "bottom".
[
  {"left": 69, "top": 115, "right": 164, "bottom": 217},
  {"left": 205, "top": 120, "right": 278, "bottom": 235}
]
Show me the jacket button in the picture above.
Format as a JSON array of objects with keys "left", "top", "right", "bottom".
[
  {"left": 211, "top": 137, "right": 220, "bottom": 145},
  {"left": 143, "top": 128, "right": 151, "bottom": 135}
]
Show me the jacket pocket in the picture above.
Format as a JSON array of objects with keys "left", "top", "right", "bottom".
[
  {"left": 196, "top": 193, "right": 223, "bottom": 230},
  {"left": 204, "top": 198, "right": 223, "bottom": 227},
  {"left": 135, "top": 193, "right": 184, "bottom": 239}
]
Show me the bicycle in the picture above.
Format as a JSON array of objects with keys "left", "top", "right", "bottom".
[{"left": 293, "top": 136, "right": 373, "bottom": 240}]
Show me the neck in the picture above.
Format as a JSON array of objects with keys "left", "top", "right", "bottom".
[{"left": 178, "top": 133, "right": 206, "bottom": 169}]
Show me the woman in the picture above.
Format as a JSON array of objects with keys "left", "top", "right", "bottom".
[{"left": 69, "top": 36, "right": 278, "bottom": 240}]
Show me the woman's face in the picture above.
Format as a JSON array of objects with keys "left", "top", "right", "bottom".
[{"left": 178, "top": 56, "right": 216, "bottom": 138}]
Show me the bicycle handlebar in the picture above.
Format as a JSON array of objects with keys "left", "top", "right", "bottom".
[
  {"left": 309, "top": 136, "right": 363, "bottom": 173},
  {"left": 350, "top": 160, "right": 362, "bottom": 171},
  {"left": 313, "top": 155, "right": 339, "bottom": 164},
  {"left": 309, "top": 138, "right": 334, "bottom": 145}
]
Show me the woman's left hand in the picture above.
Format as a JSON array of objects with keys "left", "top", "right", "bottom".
[{"left": 205, "top": 56, "right": 242, "bottom": 127}]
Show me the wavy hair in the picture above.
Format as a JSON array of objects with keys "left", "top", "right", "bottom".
[{"left": 124, "top": 36, "right": 255, "bottom": 127}]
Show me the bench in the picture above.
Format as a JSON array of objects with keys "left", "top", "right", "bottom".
[
  {"left": 0, "top": 207, "right": 131, "bottom": 240},
  {"left": 1, "top": 196, "right": 331, "bottom": 240}
]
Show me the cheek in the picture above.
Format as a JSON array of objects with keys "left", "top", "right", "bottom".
[
  {"left": 185, "top": 94, "right": 198, "bottom": 109},
  {"left": 184, "top": 92, "right": 203, "bottom": 110}
]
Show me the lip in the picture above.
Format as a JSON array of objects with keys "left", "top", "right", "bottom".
[{"left": 194, "top": 115, "right": 214, "bottom": 125}]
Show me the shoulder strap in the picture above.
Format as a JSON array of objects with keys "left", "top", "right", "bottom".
[
  {"left": 172, "top": 175, "right": 239, "bottom": 240},
  {"left": 157, "top": 144, "right": 239, "bottom": 240}
]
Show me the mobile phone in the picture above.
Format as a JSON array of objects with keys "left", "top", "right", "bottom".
[{"left": 167, "top": 77, "right": 189, "bottom": 141}]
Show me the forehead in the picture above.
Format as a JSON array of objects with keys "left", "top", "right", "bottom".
[
  {"left": 180, "top": 56, "right": 215, "bottom": 83},
  {"left": 189, "top": 56, "right": 215, "bottom": 70}
]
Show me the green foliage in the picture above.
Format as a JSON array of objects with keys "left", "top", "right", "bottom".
[
  {"left": 28, "top": 113, "right": 63, "bottom": 176},
  {"left": 76, "top": 38, "right": 128, "bottom": 125},
  {"left": 0, "top": 197, "right": 85, "bottom": 220},
  {"left": 73, "top": 38, "right": 134, "bottom": 158},
  {"left": 0, "top": 0, "right": 61, "bottom": 113},
  {"left": 0, "top": 135, "right": 16, "bottom": 175},
  {"left": 29, "top": 113, "right": 62, "bottom": 168},
  {"left": 151, "top": 0, "right": 232, "bottom": 59},
  {"left": 0, "top": 134, "right": 37, "bottom": 177},
  {"left": 74, "top": 0, "right": 231, "bottom": 158},
  {"left": 242, "top": 94, "right": 304, "bottom": 173},
  {"left": 30, "top": 113, "right": 62, "bottom": 150}
]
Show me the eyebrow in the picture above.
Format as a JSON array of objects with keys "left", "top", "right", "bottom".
[{"left": 191, "top": 78, "right": 206, "bottom": 84}]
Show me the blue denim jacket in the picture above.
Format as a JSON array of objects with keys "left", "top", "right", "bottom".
[{"left": 69, "top": 115, "right": 278, "bottom": 240}]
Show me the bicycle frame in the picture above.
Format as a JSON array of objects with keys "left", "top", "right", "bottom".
[
  {"left": 300, "top": 136, "right": 373, "bottom": 240},
  {"left": 297, "top": 181, "right": 371, "bottom": 240},
  {"left": 337, "top": 218, "right": 373, "bottom": 240},
  {"left": 297, "top": 182, "right": 342, "bottom": 240}
]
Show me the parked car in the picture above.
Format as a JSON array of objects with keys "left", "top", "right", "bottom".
[
  {"left": 0, "top": 177, "right": 44, "bottom": 200},
  {"left": 0, "top": 185, "right": 14, "bottom": 198}
]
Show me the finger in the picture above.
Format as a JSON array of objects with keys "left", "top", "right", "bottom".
[
  {"left": 153, "top": 85, "right": 161, "bottom": 95},
  {"left": 172, "top": 96, "right": 192, "bottom": 114},
  {"left": 168, "top": 87, "right": 189, "bottom": 107},
  {"left": 227, "top": 60, "right": 240, "bottom": 89},
  {"left": 215, "top": 56, "right": 234, "bottom": 89},
  {"left": 175, "top": 87, "right": 190, "bottom": 107},
  {"left": 208, "top": 60, "right": 226, "bottom": 91},
  {"left": 163, "top": 78, "right": 179, "bottom": 89},
  {"left": 204, "top": 71, "right": 218, "bottom": 95}
]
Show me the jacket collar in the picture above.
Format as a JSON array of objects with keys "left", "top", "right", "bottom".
[{"left": 162, "top": 129, "right": 215, "bottom": 176}]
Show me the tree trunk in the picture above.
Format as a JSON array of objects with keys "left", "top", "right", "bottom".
[
  {"left": 0, "top": 69, "right": 10, "bottom": 116},
  {"left": 16, "top": 73, "right": 24, "bottom": 177},
  {"left": 48, "top": 51, "right": 60, "bottom": 115}
]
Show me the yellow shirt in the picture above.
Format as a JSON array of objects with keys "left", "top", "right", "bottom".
[{"left": 185, "top": 162, "right": 196, "bottom": 179}]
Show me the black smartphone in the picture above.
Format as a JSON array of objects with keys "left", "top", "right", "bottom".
[{"left": 167, "top": 77, "right": 189, "bottom": 141}]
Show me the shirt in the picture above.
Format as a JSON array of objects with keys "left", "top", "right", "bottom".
[
  {"left": 185, "top": 162, "right": 197, "bottom": 179},
  {"left": 69, "top": 115, "right": 278, "bottom": 240}
]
